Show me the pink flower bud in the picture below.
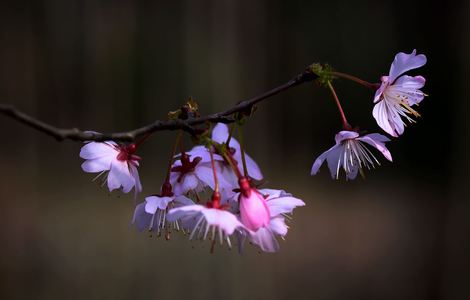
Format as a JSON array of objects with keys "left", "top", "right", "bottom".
[{"left": 238, "top": 177, "right": 270, "bottom": 231}]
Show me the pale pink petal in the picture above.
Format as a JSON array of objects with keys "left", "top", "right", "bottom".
[
  {"left": 166, "top": 204, "right": 204, "bottom": 221},
  {"left": 311, "top": 144, "right": 340, "bottom": 175},
  {"left": 132, "top": 202, "right": 153, "bottom": 232},
  {"left": 211, "top": 123, "right": 230, "bottom": 144},
  {"left": 145, "top": 196, "right": 173, "bottom": 214},
  {"left": 201, "top": 209, "right": 245, "bottom": 235},
  {"left": 108, "top": 160, "right": 133, "bottom": 193},
  {"left": 194, "top": 165, "right": 216, "bottom": 189},
  {"left": 325, "top": 146, "right": 343, "bottom": 179},
  {"left": 79, "top": 142, "right": 117, "bottom": 159},
  {"left": 388, "top": 75, "right": 426, "bottom": 105},
  {"left": 249, "top": 227, "right": 279, "bottom": 253},
  {"left": 267, "top": 196, "right": 305, "bottom": 217},
  {"left": 394, "top": 75, "right": 426, "bottom": 89},
  {"left": 186, "top": 145, "right": 213, "bottom": 163},
  {"left": 169, "top": 172, "right": 182, "bottom": 195},
  {"left": 243, "top": 153, "right": 263, "bottom": 180},
  {"left": 374, "top": 81, "right": 388, "bottom": 103},
  {"left": 81, "top": 156, "right": 114, "bottom": 173},
  {"left": 181, "top": 173, "right": 199, "bottom": 192},
  {"left": 373, "top": 100, "right": 399, "bottom": 137},
  {"left": 269, "top": 217, "right": 288, "bottom": 236},
  {"left": 129, "top": 163, "right": 142, "bottom": 194},
  {"left": 174, "top": 195, "right": 194, "bottom": 206},
  {"left": 357, "top": 134, "right": 393, "bottom": 162},
  {"left": 259, "top": 189, "right": 292, "bottom": 200},
  {"left": 388, "top": 49, "right": 427, "bottom": 83},
  {"left": 335, "top": 131, "right": 359, "bottom": 144}
]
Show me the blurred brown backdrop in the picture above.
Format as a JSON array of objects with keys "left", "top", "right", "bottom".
[{"left": 0, "top": 1, "right": 469, "bottom": 299}]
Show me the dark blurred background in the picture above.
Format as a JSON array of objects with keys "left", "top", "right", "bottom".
[{"left": 0, "top": 1, "right": 469, "bottom": 299}]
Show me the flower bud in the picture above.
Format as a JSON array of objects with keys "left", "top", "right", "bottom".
[{"left": 238, "top": 177, "right": 270, "bottom": 231}]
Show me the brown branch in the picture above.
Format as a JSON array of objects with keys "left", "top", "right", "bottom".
[{"left": 0, "top": 65, "right": 318, "bottom": 142}]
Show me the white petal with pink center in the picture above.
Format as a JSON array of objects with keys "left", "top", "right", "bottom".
[
  {"left": 311, "top": 130, "right": 392, "bottom": 180},
  {"left": 79, "top": 141, "right": 142, "bottom": 194}
]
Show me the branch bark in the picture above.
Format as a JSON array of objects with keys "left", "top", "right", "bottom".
[{"left": 0, "top": 65, "right": 318, "bottom": 142}]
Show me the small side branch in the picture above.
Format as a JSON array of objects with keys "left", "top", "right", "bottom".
[{"left": 0, "top": 65, "right": 318, "bottom": 142}]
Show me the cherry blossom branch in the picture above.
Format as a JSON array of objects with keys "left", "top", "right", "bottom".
[{"left": 0, "top": 66, "right": 318, "bottom": 143}]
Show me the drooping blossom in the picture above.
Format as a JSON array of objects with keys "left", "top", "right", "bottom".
[
  {"left": 237, "top": 177, "right": 271, "bottom": 231},
  {"left": 80, "top": 141, "right": 142, "bottom": 194},
  {"left": 132, "top": 184, "right": 194, "bottom": 236},
  {"left": 167, "top": 201, "right": 247, "bottom": 249},
  {"left": 311, "top": 130, "right": 392, "bottom": 180},
  {"left": 178, "top": 123, "right": 264, "bottom": 198},
  {"left": 170, "top": 152, "right": 226, "bottom": 196},
  {"left": 373, "top": 49, "right": 427, "bottom": 137},
  {"left": 244, "top": 189, "right": 305, "bottom": 252},
  {"left": 211, "top": 123, "right": 263, "bottom": 181}
]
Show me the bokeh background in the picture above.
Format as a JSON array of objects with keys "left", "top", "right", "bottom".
[{"left": 0, "top": 1, "right": 469, "bottom": 299}]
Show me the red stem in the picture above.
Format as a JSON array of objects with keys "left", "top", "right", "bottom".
[
  {"left": 331, "top": 71, "right": 379, "bottom": 90},
  {"left": 327, "top": 81, "right": 351, "bottom": 130}
]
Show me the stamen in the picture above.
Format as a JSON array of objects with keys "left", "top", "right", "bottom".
[{"left": 189, "top": 215, "right": 205, "bottom": 240}]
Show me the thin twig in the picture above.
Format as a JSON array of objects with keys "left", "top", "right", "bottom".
[
  {"left": 0, "top": 65, "right": 318, "bottom": 142},
  {"left": 330, "top": 71, "right": 379, "bottom": 90}
]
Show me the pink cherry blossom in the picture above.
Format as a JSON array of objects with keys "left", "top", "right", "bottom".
[
  {"left": 167, "top": 204, "right": 247, "bottom": 249},
  {"left": 311, "top": 130, "right": 392, "bottom": 180},
  {"left": 238, "top": 177, "right": 271, "bottom": 231},
  {"left": 235, "top": 188, "right": 305, "bottom": 253},
  {"left": 172, "top": 148, "right": 235, "bottom": 198},
  {"left": 132, "top": 194, "right": 193, "bottom": 234},
  {"left": 169, "top": 153, "right": 219, "bottom": 196},
  {"left": 373, "top": 49, "right": 427, "bottom": 137},
  {"left": 80, "top": 141, "right": 142, "bottom": 194}
]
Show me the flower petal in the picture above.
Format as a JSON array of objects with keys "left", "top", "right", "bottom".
[
  {"left": 185, "top": 145, "right": 214, "bottom": 163},
  {"left": 335, "top": 130, "right": 359, "bottom": 144},
  {"left": 167, "top": 204, "right": 204, "bottom": 222},
  {"left": 201, "top": 208, "right": 245, "bottom": 235},
  {"left": 174, "top": 195, "right": 195, "bottom": 206},
  {"left": 145, "top": 196, "right": 174, "bottom": 214},
  {"left": 357, "top": 134, "right": 393, "bottom": 162},
  {"left": 269, "top": 216, "right": 289, "bottom": 236},
  {"left": 107, "top": 160, "right": 133, "bottom": 193},
  {"left": 181, "top": 173, "right": 199, "bottom": 193},
  {"left": 194, "top": 164, "right": 216, "bottom": 189},
  {"left": 211, "top": 123, "right": 229, "bottom": 144},
  {"left": 389, "top": 75, "right": 426, "bottom": 105},
  {"left": 259, "top": 189, "right": 292, "bottom": 200},
  {"left": 267, "top": 196, "right": 305, "bottom": 217},
  {"left": 373, "top": 100, "right": 400, "bottom": 137},
  {"left": 388, "top": 49, "right": 427, "bottom": 83},
  {"left": 249, "top": 228, "right": 280, "bottom": 253},
  {"left": 81, "top": 156, "right": 114, "bottom": 173},
  {"left": 310, "top": 145, "right": 340, "bottom": 175},
  {"left": 132, "top": 202, "right": 153, "bottom": 232},
  {"left": 79, "top": 142, "right": 117, "bottom": 159},
  {"left": 129, "top": 163, "right": 142, "bottom": 195}
]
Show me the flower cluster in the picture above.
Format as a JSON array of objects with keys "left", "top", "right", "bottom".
[{"left": 78, "top": 49, "right": 427, "bottom": 254}]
